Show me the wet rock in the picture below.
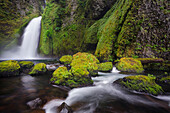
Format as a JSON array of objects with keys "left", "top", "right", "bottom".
[
  {"left": 0, "top": 60, "right": 21, "bottom": 77},
  {"left": 57, "top": 102, "right": 73, "bottom": 113},
  {"left": 98, "top": 62, "right": 113, "bottom": 72},
  {"left": 27, "top": 98, "right": 46, "bottom": 109},
  {"left": 19, "top": 61, "right": 34, "bottom": 69},
  {"left": 114, "top": 75, "right": 164, "bottom": 96},
  {"left": 116, "top": 58, "right": 144, "bottom": 73},
  {"left": 29, "top": 63, "right": 47, "bottom": 75},
  {"left": 59, "top": 55, "right": 73, "bottom": 65}
]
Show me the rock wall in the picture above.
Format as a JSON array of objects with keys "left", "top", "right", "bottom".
[
  {"left": 40, "top": 0, "right": 169, "bottom": 61},
  {"left": 0, "top": 0, "right": 45, "bottom": 50}
]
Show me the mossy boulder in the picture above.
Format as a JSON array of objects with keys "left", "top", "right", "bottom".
[
  {"left": 59, "top": 55, "right": 73, "bottom": 65},
  {"left": 29, "top": 63, "right": 47, "bottom": 75},
  {"left": 50, "top": 66, "right": 93, "bottom": 88},
  {"left": 114, "top": 75, "right": 164, "bottom": 95},
  {"left": 116, "top": 58, "right": 144, "bottom": 73},
  {"left": 19, "top": 61, "right": 34, "bottom": 69},
  {"left": 98, "top": 62, "right": 113, "bottom": 72},
  {"left": 0, "top": 60, "right": 21, "bottom": 77},
  {"left": 71, "top": 52, "right": 100, "bottom": 76}
]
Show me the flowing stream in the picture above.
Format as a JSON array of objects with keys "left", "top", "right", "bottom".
[
  {"left": 0, "top": 16, "right": 42, "bottom": 60},
  {"left": 0, "top": 67, "right": 169, "bottom": 113},
  {"left": 44, "top": 67, "right": 170, "bottom": 113}
]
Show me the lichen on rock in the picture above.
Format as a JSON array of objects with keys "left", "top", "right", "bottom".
[
  {"left": 116, "top": 57, "right": 144, "bottom": 73},
  {"left": 0, "top": 60, "right": 21, "bottom": 77},
  {"left": 29, "top": 63, "right": 47, "bottom": 75},
  {"left": 114, "top": 75, "right": 164, "bottom": 95}
]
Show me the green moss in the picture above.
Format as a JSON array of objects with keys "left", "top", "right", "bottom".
[
  {"left": 59, "top": 55, "right": 73, "bottom": 65},
  {"left": 71, "top": 52, "right": 99, "bottom": 76},
  {"left": 116, "top": 57, "right": 144, "bottom": 73},
  {"left": 95, "top": 0, "right": 135, "bottom": 61},
  {"left": 117, "top": 75, "right": 163, "bottom": 95},
  {"left": 29, "top": 63, "right": 47, "bottom": 75},
  {"left": 51, "top": 66, "right": 93, "bottom": 88},
  {"left": 0, "top": 60, "right": 20, "bottom": 77},
  {"left": 19, "top": 61, "right": 34, "bottom": 69},
  {"left": 98, "top": 62, "right": 113, "bottom": 72}
]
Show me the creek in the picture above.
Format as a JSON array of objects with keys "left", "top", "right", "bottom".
[{"left": 0, "top": 67, "right": 169, "bottom": 113}]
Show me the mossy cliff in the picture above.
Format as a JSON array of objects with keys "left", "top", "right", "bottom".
[
  {"left": 0, "top": 0, "right": 45, "bottom": 50},
  {"left": 40, "top": 0, "right": 169, "bottom": 61},
  {"left": 39, "top": 0, "right": 116, "bottom": 56}
]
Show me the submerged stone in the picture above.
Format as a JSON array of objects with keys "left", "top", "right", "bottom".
[
  {"left": 116, "top": 58, "right": 144, "bottom": 73},
  {"left": 57, "top": 102, "right": 73, "bottom": 113},
  {"left": 114, "top": 75, "right": 164, "bottom": 95},
  {"left": 0, "top": 60, "right": 20, "bottom": 77},
  {"left": 59, "top": 55, "right": 73, "bottom": 65},
  {"left": 98, "top": 62, "right": 113, "bottom": 72},
  {"left": 29, "top": 63, "right": 47, "bottom": 75},
  {"left": 19, "top": 61, "right": 34, "bottom": 69}
]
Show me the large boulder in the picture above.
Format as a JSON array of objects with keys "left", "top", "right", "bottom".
[
  {"left": 114, "top": 75, "right": 163, "bottom": 95},
  {"left": 29, "top": 63, "right": 47, "bottom": 75},
  {"left": 98, "top": 62, "right": 113, "bottom": 72},
  {"left": 0, "top": 60, "right": 20, "bottom": 77},
  {"left": 71, "top": 52, "right": 99, "bottom": 76},
  {"left": 116, "top": 58, "right": 144, "bottom": 73},
  {"left": 19, "top": 61, "right": 34, "bottom": 69},
  {"left": 50, "top": 66, "right": 93, "bottom": 88},
  {"left": 59, "top": 55, "right": 73, "bottom": 65}
]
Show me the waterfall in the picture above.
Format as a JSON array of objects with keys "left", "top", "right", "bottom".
[{"left": 0, "top": 16, "right": 42, "bottom": 60}]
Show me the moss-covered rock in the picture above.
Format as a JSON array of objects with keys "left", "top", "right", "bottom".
[
  {"left": 29, "top": 63, "right": 47, "bottom": 75},
  {"left": 0, "top": 60, "right": 20, "bottom": 77},
  {"left": 114, "top": 75, "right": 164, "bottom": 95},
  {"left": 71, "top": 52, "right": 99, "bottom": 76},
  {"left": 50, "top": 66, "right": 93, "bottom": 88},
  {"left": 59, "top": 55, "right": 73, "bottom": 65},
  {"left": 116, "top": 57, "right": 144, "bottom": 73},
  {"left": 98, "top": 62, "right": 113, "bottom": 72},
  {"left": 19, "top": 61, "right": 34, "bottom": 69}
]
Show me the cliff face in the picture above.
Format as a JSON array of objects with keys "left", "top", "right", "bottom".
[
  {"left": 39, "top": 0, "right": 116, "bottom": 56},
  {"left": 0, "top": 0, "right": 45, "bottom": 49},
  {"left": 40, "top": 0, "right": 169, "bottom": 61}
]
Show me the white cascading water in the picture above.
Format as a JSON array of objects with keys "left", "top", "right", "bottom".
[
  {"left": 0, "top": 16, "right": 42, "bottom": 60},
  {"left": 43, "top": 67, "right": 160, "bottom": 113}
]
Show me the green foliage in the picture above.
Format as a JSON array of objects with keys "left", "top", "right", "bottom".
[
  {"left": 0, "top": 60, "right": 20, "bottom": 77},
  {"left": 19, "top": 61, "right": 34, "bottom": 69},
  {"left": 98, "top": 62, "right": 113, "bottom": 72},
  {"left": 29, "top": 63, "right": 47, "bottom": 75},
  {"left": 59, "top": 55, "right": 73, "bottom": 65},
  {"left": 117, "top": 75, "right": 163, "bottom": 95},
  {"left": 116, "top": 57, "right": 144, "bottom": 73}
]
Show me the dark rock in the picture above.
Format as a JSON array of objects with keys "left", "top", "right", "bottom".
[
  {"left": 27, "top": 98, "right": 46, "bottom": 109},
  {"left": 57, "top": 102, "right": 73, "bottom": 113}
]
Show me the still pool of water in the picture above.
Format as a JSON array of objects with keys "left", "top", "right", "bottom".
[{"left": 0, "top": 68, "right": 170, "bottom": 113}]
